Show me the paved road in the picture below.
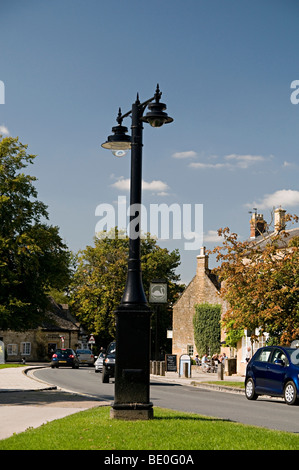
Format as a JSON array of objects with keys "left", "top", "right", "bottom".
[{"left": 34, "top": 367, "right": 299, "bottom": 433}]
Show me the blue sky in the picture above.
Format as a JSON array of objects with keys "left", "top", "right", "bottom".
[{"left": 1, "top": 0, "right": 299, "bottom": 284}]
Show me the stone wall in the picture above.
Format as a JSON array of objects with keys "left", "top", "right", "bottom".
[
  {"left": 172, "top": 248, "right": 227, "bottom": 359},
  {"left": 0, "top": 328, "right": 80, "bottom": 362}
]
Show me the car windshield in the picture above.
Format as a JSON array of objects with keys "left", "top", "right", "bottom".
[
  {"left": 107, "top": 343, "right": 116, "bottom": 355},
  {"left": 76, "top": 350, "right": 92, "bottom": 354},
  {"left": 56, "top": 349, "right": 73, "bottom": 355},
  {"left": 285, "top": 348, "right": 299, "bottom": 365}
]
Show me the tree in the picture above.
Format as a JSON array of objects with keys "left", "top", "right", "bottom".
[
  {"left": 193, "top": 303, "right": 221, "bottom": 356},
  {"left": 211, "top": 215, "right": 299, "bottom": 345},
  {"left": 0, "top": 136, "right": 72, "bottom": 330},
  {"left": 69, "top": 229, "right": 183, "bottom": 346}
]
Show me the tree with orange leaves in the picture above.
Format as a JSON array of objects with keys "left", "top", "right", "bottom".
[{"left": 211, "top": 214, "right": 299, "bottom": 345}]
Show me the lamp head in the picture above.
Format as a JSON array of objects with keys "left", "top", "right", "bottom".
[
  {"left": 101, "top": 108, "right": 132, "bottom": 156},
  {"left": 141, "top": 84, "right": 173, "bottom": 128}
]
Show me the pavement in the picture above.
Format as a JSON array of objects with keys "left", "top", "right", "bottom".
[{"left": 0, "top": 364, "right": 245, "bottom": 441}]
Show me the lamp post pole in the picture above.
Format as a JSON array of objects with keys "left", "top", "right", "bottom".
[{"left": 102, "top": 86, "right": 173, "bottom": 420}]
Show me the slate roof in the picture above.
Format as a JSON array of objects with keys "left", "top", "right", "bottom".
[
  {"left": 41, "top": 298, "right": 80, "bottom": 332},
  {"left": 249, "top": 227, "right": 299, "bottom": 250}
]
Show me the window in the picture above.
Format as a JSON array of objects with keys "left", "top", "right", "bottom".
[
  {"left": 7, "top": 344, "right": 18, "bottom": 356},
  {"left": 255, "top": 348, "right": 271, "bottom": 362},
  {"left": 187, "top": 345, "right": 194, "bottom": 356},
  {"left": 20, "top": 342, "right": 31, "bottom": 356},
  {"left": 271, "top": 349, "right": 289, "bottom": 366}
]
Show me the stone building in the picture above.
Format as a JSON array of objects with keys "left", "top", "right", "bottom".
[
  {"left": 173, "top": 207, "right": 299, "bottom": 376},
  {"left": 172, "top": 247, "right": 228, "bottom": 359},
  {"left": 0, "top": 299, "right": 83, "bottom": 362}
]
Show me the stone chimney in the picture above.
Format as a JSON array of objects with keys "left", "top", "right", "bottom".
[
  {"left": 250, "top": 212, "right": 267, "bottom": 239},
  {"left": 196, "top": 246, "right": 209, "bottom": 275},
  {"left": 274, "top": 207, "right": 286, "bottom": 232}
]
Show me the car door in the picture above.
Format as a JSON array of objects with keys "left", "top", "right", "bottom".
[
  {"left": 264, "top": 348, "right": 288, "bottom": 396},
  {"left": 251, "top": 347, "right": 272, "bottom": 392}
]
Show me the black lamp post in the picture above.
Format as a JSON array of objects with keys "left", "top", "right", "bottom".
[{"left": 101, "top": 85, "right": 173, "bottom": 420}]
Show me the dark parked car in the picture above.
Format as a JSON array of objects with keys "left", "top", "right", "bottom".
[
  {"left": 102, "top": 341, "right": 116, "bottom": 383},
  {"left": 51, "top": 348, "right": 80, "bottom": 369},
  {"left": 245, "top": 345, "right": 299, "bottom": 405}
]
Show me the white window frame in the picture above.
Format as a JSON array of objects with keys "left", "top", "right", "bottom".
[
  {"left": 187, "top": 344, "right": 194, "bottom": 356},
  {"left": 20, "top": 342, "right": 31, "bottom": 356},
  {"left": 7, "top": 344, "right": 18, "bottom": 356},
  {"left": 241, "top": 329, "right": 268, "bottom": 362}
]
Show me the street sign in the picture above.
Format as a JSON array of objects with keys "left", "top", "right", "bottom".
[
  {"left": 89, "top": 335, "right": 95, "bottom": 344},
  {"left": 149, "top": 280, "right": 167, "bottom": 303}
]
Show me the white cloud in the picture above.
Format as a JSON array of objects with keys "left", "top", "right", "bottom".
[
  {"left": 225, "top": 154, "right": 266, "bottom": 169},
  {"left": 189, "top": 162, "right": 230, "bottom": 170},
  {"left": 203, "top": 230, "right": 224, "bottom": 242},
  {"left": 0, "top": 125, "right": 9, "bottom": 136},
  {"left": 111, "top": 177, "right": 130, "bottom": 191},
  {"left": 189, "top": 154, "right": 268, "bottom": 170},
  {"left": 172, "top": 150, "right": 197, "bottom": 159},
  {"left": 283, "top": 161, "right": 297, "bottom": 168},
  {"left": 142, "top": 180, "right": 169, "bottom": 192},
  {"left": 111, "top": 177, "right": 169, "bottom": 194},
  {"left": 246, "top": 189, "right": 299, "bottom": 209}
]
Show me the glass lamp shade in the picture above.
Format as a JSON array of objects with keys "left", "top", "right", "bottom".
[
  {"left": 101, "top": 123, "right": 132, "bottom": 156},
  {"left": 141, "top": 101, "right": 173, "bottom": 128},
  {"left": 112, "top": 149, "right": 128, "bottom": 157}
]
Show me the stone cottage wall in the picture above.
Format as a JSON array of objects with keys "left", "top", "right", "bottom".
[{"left": 172, "top": 248, "right": 226, "bottom": 359}]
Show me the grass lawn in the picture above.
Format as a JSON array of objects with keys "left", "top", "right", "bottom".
[
  {"left": 0, "top": 406, "right": 298, "bottom": 450},
  {"left": 0, "top": 363, "right": 26, "bottom": 369},
  {"left": 200, "top": 381, "right": 245, "bottom": 389}
]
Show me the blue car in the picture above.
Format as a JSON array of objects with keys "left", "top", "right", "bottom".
[
  {"left": 51, "top": 348, "right": 80, "bottom": 369},
  {"left": 245, "top": 345, "right": 299, "bottom": 405}
]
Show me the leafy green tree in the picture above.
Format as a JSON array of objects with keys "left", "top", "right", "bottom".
[
  {"left": 69, "top": 229, "right": 183, "bottom": 346},
  {"left": 193, "top": 303, "right": 221, "bottom": 356},
  {"left": 0, "top": 136, "right": 72, "bottom": 330}
]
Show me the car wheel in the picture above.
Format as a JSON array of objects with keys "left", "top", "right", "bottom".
[
  {"left": 284, "top": 381, "right": 298, "bottom": 405},
  {"left": 245, "top": 378, "right": 258, "bottom": 400}
]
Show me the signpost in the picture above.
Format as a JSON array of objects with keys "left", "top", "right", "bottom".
[
  {"left": 89, "top": 335, "right": 95, "bottom": 344},
  {"left": 149, "top": 280, "right": 167, "bottom": 304},
  {"left": 165, "top": 354, "right": 177, "bottom": 372},
  {"left": 149, "top": 280, "right": 167, "bottom": 360}
]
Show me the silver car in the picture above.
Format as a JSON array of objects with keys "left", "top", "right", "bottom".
[{"left": 75, "top": 349, "right": 95, "bottom": 366}]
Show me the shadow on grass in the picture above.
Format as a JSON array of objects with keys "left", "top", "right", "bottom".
[{"left": 153, "top": 415, "right": 233, "bottom": 424}]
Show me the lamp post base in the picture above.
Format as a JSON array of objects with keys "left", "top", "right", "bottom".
[
  {"left": 110, "top": 402, "right": 153, "bottom": 420},
  {"left": 112, "top": 303, "right": 152, "bottom": 421}
]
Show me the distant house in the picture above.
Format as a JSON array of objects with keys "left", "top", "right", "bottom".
[
  {"left": 0, "top": 298, "right": 85, "bottom": 362},
  {"left": 237, "top": 207, "right": 299, "bottom": 375},
  {"left": 172, "top": 246, "right": 228, "bottom": 360},
  {"left": 172, "top": 207, "right": 299, "bottom": 376}
]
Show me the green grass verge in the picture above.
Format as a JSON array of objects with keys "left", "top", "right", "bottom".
[
  {"left": 0, "top": 406, "right": 298, "bottom": 450},
  {"left": 200, "top": 381, "right": 245, "bottom": 389},
  {"left": 0, "top": 364, "right": 26, "bottom": 369}
]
